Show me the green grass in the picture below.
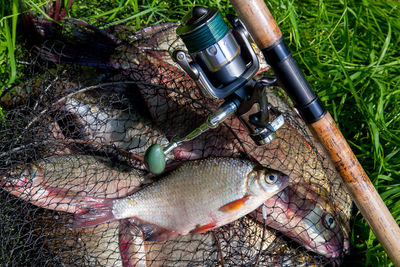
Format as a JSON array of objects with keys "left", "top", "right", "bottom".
[{"left": 1, "top": 0, "right": 400, "bottom": 266}]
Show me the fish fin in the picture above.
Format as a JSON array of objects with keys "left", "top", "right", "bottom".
[
  {"left": 219, "top": 195, "right": 250, "bottom": 212},
  {"left": 130, "top": 217, "right": 178, "bottom": 242},
  {"left": 29, "top": 16, "right": 120, "bottom": 69},
  {"left": 189, "top": 222, "right": 217, "bottom": 234},
  {"left": 45, "top": 186, "right": 75, "bottom": 198},
  {"left": 164, "top": 161, "right": 184, "bottom": 173},
  {"left": 73, "top": 197, "right": 116, "bottom": 228},
  {"left": 119, "top": 220, "right": 145, "bottom": 267}
]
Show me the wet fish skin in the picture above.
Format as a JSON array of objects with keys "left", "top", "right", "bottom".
[
  {"left": 25, "top": 12, "right": 340, "bottom": 191},
  {"left": 117, "top": 215, "right": 279, "bottom": 267},
  {"left": 251, "top": 183, "right": 348, "bottom": 258},
  {"left": 170, "top": 88, "right": 352, "bottom": 226},
  {"left": 1, "top": 154, "right": 147, "bottom": 213},
  {"left": 74, "top": 157, "right": 289, "bottom": 241},
  {"left": 35, "top": 210, "right": 123, "bottom": 266},
  {"left": 63, "top": 95, "right": 169, "bottom": 155},
  {"left": 119, "top": 220, "right": 147, "bottom": 267}
]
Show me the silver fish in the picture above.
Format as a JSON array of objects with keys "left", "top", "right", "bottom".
[
  {"left": 74, "top": 157, "right": 289, "bottom": 241},
  {"left": 35, "top": 211, "right": 123, "bottom": 266},
  {"left": 251, "top": 183, "right": 349, "bottom": 258},
  {"left": 138, "top": 216, "right": 324, "bottom": 266},
  {"left": 171, "top": 88, "right": 352, "bottom": 226},
  {"left": 121, "top": 216, "right": 276, "bottom": 267},
  {"left": 62, "top": 90, "right": 169, "bottom": 156},
  {"left": 1, "top": 154, "right": 147, "bottom": 213},
  {"left": 27, "top": 12, "right": 351, "bottom": 262}
]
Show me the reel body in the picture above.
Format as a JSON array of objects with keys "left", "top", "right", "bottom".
[{"left": 174, "top": 7, "right": 259, "bottom": 100}]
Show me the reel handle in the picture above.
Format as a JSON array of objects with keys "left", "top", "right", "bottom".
[{"left": 144, "top": 99, "right": 240, "bottom": 174}]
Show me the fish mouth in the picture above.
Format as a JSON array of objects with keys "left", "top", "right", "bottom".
[
  {"left": 279, "top": 174, "right": 291, "bottom": 191},
  {"left": 0, "top": 170, "right": 30, "bottom": 189},
  {"left": 325, "top": 256, "right": 343, "bottom": 267},
  {"left": 322, "top": 243, "right": 343, "bottom": 258}
]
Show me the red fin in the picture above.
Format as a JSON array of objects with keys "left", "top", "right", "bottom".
[
  {"left": 73, "top": 197, "right": 116, "bottom": 228},
  {"left": 219, "top": 196, "right": 250, "bottom": 212},
  {"left": 130, "top": 217, "right": 178, "bottom": 242},
  {"left": 189, "top": 222, "right": 217, "bottom": 234},
  {"left": 119, "top": 220, "right": 145, "bottom": 267},
  {"left": 164, "top": 161, "right": 184, "bottom": 173},
  {"left": 45, "top": 186, "right": 74, "bottom": 197}
]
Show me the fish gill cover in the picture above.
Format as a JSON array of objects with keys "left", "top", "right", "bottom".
[{"left": 0, "top": 3, "right": 352, "bottom": 267}]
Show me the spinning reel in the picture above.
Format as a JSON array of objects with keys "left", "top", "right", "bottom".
[{"left": 145, "top": 6, "right": 284, "bottom": 174}]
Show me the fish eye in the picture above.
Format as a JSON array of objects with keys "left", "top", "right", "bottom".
[
  {"left": 265, "top": 174, "right": 278, "bottom": 184},
  {"left": 323, "top": 213, "right": 336, "bottom": 229}
]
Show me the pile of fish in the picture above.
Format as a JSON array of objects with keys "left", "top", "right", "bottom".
[{"left": 0, "top": 4, "right": 353, "bottom": 266}]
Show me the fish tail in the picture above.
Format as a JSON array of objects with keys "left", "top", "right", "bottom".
[
  {"left": 23, "top": 7, "right": 120, "bottom": 69},
  {"left": 73, "top": 197, "right": 116, "bottom": 228},
  {"left": 33, "top": 22, "right": 119, "bottom": 69}
]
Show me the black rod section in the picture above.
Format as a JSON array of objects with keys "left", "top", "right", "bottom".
[{"left": 262, "top": 38, "right": 326, "bottom": 123}]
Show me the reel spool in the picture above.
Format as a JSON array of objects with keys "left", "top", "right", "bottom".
[{"left": 172, "top": 6, "right": 259, "bottom": 100}]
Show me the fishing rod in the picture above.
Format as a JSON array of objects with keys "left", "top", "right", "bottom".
[
  {"left": 229, "top": 0, "right": 400, "bottom": 264},
  {"left": 142, "top": 2, "right": 400, "bottom": 263}
]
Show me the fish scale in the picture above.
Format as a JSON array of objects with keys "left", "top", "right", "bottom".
[
  {"left": 1, "top": 154, "right": 147, "bottom": 213},
  {"left": 113, "top": 158, "right": 253, "bottom": 222},
  {"left": 72, "top": 157, "right": 290, "bottom": 240},
  {"left": 63, "top": 96, "right": 169, "bottom": 155}
]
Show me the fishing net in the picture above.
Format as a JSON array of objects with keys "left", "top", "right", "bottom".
[{"left": 0, "top": 7, "right": 352, "bottom": 266}]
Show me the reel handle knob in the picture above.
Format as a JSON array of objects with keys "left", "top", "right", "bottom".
[{"left": 144, "top": 144, "right": 166, "bottom": 174}]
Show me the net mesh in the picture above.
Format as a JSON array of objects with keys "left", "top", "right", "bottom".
[{"left": 0, "top": 9, "right": 352, "bottom": 266}]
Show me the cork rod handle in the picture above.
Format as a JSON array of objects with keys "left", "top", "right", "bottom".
[{"left": 231, "top": 0, "right": 282, "bottom": 49}]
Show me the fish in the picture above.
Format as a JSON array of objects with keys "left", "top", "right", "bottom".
[
  {"left": 26, "top": 14, "right": 270, "bottom": 139},
  {"left": 138, "top": 216, "right": 326, "bottom": 266},
  {"left": 23, "top": 5, "right": 345, "bottom": 199},
  {"left": 118, "top": 215, "right": 277, "bottom": 266},
  {"left": 33, "top": 210, "right": 328, "bottom": 267},
  {"left": 73, "top": 157, "right": 290, "bottom": 241},
  {"left": 119, "top": 221, "right": 147, "bottom": 267},
  {"left": 23, "top": 8, "right": 351, "bottom": 260},
  {"left": 251, "top": 183, "right": 349, "bottom": 258},
  {"left": 1, "top": 154, "right": 147, "bottom": 213},
  {"left": 139, "top": 216, "right": 276, "bottom": 267},
  {"left": 61, "top": 91, "right": 169, "bottom": 156},
  {"left": 214, "top": 216, "right": 279, "bottom": 266},
  {"left": 34, "top": 210, "right": 124, "bottom": 266},
  {"left": 262, "top": 234, "right": 333, "bottom": 266},
  {"left": 72, "top": 16, "right": 352, "bottom": 221}
]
